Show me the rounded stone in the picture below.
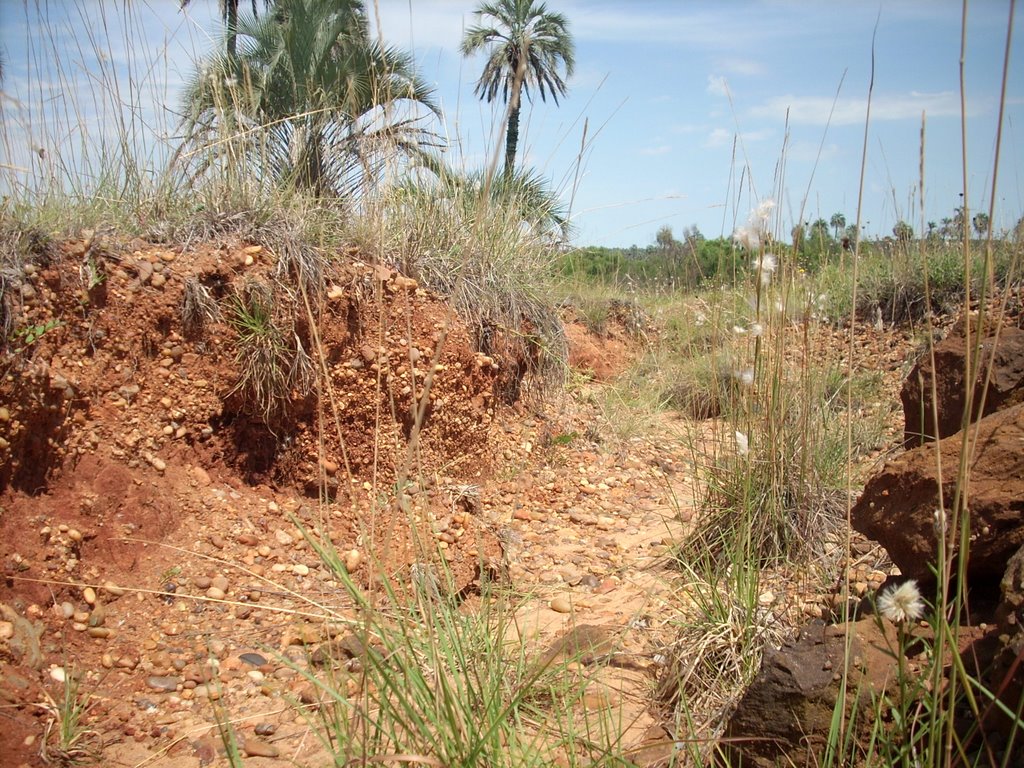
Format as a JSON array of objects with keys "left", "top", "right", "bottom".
[{"left": 549, "top": 596, "right": 573, "bottom": 614}]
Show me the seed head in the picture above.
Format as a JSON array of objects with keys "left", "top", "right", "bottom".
[
  {"left": 734, "top": 430, "right": 749, "bottom": 456},
  {"left": 877, "top": 580, "right": 925, "bottom": 625}
]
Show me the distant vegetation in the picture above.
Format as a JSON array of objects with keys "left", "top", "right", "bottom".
[{"left": 563, "top": 211, "right": 1022, "bottom": 317}]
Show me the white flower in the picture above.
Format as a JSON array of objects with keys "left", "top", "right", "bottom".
[
  {"left": 933, "top": 508, "right": 947, "bottom": 536},
  {"left": 735, "top": 430, "right": 749, "bottom": 456},
  {"left": 732, "top": 224, "right": 761, "bottom": 251},
  {"left": 877, "top": 580, "right": 925, "bottom": 625},
  {"left": 749, "top": 322, "right": 764, "bottom": 337},
  {"left": 731, "top": 199, "right": 776, "bottom": 251},
  {"left": 753, "top": 198, "right": 776, "bottom": 222},
  {"left": 752, "top": 252, "right": 778, "bottom": 285},
  {"left": 732, "top": 325, "right": 747, "bottom": 335},
  {"left": 733, "top": 368, "right": 754, "bottom": 387}
]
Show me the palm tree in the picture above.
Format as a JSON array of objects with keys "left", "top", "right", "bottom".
[
  {"left": 973, "top": 212, "right": 991, "bottom": 238},
  {"left": 893, "top": 221, "right": 914, "bottom": 243},
  {"left": 830, "top": 212, "right": 845, "bottom": 240},
  {"left": 180, "top": 0, "right": 272, "bottom": 57},
  {"left": 180, "top": 0, "right": 440, "bottom": 197},
  {"left": 460, "top": 0, "right": 574, "bottom": 177},
  {"left": 411, "top": 151, "right": 569, "bottom": 237}
]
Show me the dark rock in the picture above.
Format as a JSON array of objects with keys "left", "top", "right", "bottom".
[
  {"left": 239, "top": 652, "right": 267, "bottom": 667},
  {"left": 902, "top": 321, "right": 1024, "bottom": 447},
  {"left": 852, "top": 403, "right": 1024, "bottom": 589},
  {"left": 724, "top": 620, "right": 895, "bottom": 768}
]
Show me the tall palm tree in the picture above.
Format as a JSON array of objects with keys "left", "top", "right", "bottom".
[
  {"left": 181, "top": 0, "right": 440, "bottom": 196},
  {"left": 460, "top": 0, "right": 574, "bottom": 177},
  {"left": 180, "top": 1, "right": 272, "bottom": 57},
  {"left": 829, "top": 212, "right": 845, "bottom": 240}
]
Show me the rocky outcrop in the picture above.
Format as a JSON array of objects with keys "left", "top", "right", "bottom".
[
  {"left": 902, "top": 321, "right": 1024, "bottom": 447},
  {"left": 852, "top": 403, "right": 1024, "bottom": 589}
]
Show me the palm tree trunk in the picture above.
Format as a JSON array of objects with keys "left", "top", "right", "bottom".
[
  {"left": 225, "top": 0, "right": 239, "bottom": 57},
  {"left": 504, "top": 56, "right": 528, "bottom": 177},
  {"left": 504, "top": 102, "right": 521, "bottom": 178}
]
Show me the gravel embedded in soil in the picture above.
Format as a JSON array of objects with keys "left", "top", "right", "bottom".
[{"left": 0, "top": 234, "right": 917, "bottom": 766}]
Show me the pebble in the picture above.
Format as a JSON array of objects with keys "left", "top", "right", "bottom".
[
  {"left": 275, "top": 529, "right": 294, "bottom": 546},
  {"left": 549, "top": 596, "right": 573, "bottom": 614},
  {"left": 103, "top": 581, "right": 126, "bottom": 597},
  {"left": 49, "top": 667, "right": 67, "bottom": 684},
  {"left": 243, "top": 739, "right": 280, "bottom": 758},
  {"left": 82, "top": 587, "right": 97, "bottom": 605},
  {"left": 206, "top": 587, "right": 226, "bottom": 600},
  {"left": 254, "top": 723, "right": 277, "bottom": 737},
  {"left": 193, "top": 684, "right": 221, "bottom": 700},
  {"left": 211, "top": 575, "right": 229, "bottom": 593},
  {"left": 240, "top": 652, "right": 267, "bottom": 667},
  {"left": 344, "top": 549, "right": 362, "bottom": 572},
  {"left": 146, "top": 676, "right": 180, "bottom": 693},
  {"left": 0, "top": 621, "right": 13, "bottom": 640}
]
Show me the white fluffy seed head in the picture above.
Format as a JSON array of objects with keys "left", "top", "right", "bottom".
[{"left": 878, "top": 580, "right": 925, "bottom": 625}]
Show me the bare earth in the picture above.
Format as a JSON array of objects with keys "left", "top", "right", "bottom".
[{"left": 0, "top": 236, "right": 912, "bottom": 767}]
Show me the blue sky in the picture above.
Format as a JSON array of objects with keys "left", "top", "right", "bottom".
[{"left": 2, "top": 1, "right": 1022, "bottom": 247}]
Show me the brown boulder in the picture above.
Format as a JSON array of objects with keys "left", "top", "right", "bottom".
[
  {"left": 724, "top": 619, "right": 895, "bottom": 767},
  {"left": 902, "top": 321, "right": 1024, "bottom": 447},
  {"left": 853, "top": 403, "right": 1024, "bottom": 588}
]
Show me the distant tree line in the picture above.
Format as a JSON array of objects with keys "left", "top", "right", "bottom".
[{"left": 563, "top": 207, "right": 1024, "bottom": 289}]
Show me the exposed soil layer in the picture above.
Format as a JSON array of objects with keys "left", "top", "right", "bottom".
[
  {"left": 1, "top": 235, "right": 518, "bottom": 765},
  {"left": 1, "top": 232, "right": 941, "bottom": 766}
]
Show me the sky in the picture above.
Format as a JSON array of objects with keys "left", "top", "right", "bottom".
[{"left": 1, "top": 0, "right": 1022, "bottom": 247}]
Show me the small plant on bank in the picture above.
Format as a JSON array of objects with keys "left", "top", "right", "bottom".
[
  {"left": 181, "top": 276, "right": 221, "bottom": 338},
  {"left": 226, "top": 280, "right": 313, "bottom": 424},
  {"left": 36, "top": 668, "right": 101, "bottom": 766}
]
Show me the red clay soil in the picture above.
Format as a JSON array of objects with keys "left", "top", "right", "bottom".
[{"left": 0, "top": 235, "right": 516, "bottom": 766}]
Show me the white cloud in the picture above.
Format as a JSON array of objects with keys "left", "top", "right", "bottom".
[
  {"left": 749, "top": 91, "right": 975, "bottom": 126},
  {"left": 704, "top": 128, "right": 732, "bottom": 148},
  {"left": 715, "top": 57, "right": 765, "bottom": 77},
  {"left": 704, "top": 127, "right": 773, "bottom": 148},
  {"left": 707, "top": 75, "right": 729, "bottom": 97},
  {"left": 788, "top": 141, "right": 841, "bottom": 164},
  {"left": 372, "top": 0, "right": 469, "bottom": 52},
  {"left": 639, "top": 144, "right": 672, "bottom": 156}
]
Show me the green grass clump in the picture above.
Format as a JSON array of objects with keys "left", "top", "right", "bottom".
[
  {"left": 226, "top": 280, "right": 314, "bottom": 424},
  {"left": 284, "top": 521, "right": 633, "bottom": 767}
]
